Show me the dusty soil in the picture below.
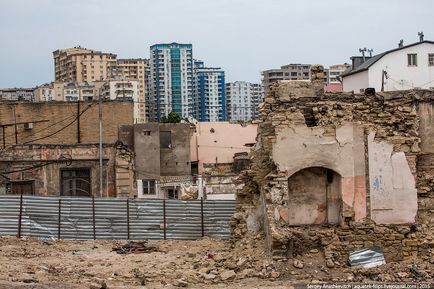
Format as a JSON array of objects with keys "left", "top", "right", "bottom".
[{"left": 0, "top": 236, "right": 432, "bottom": 289}]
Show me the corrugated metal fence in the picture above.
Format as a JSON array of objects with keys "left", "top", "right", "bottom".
[{"left": 0, "top": 195, "right": 236, "bottom": 240}]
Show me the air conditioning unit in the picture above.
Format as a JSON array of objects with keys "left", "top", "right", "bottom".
[{"left": 24, "top": 122, "right": 33, "bottom": 130}]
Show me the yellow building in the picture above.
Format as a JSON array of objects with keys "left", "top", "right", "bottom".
[
  {"left": 111, "top": 59, "right": 147, "bottom": 122},
  {"left": 53, "top": 47, "right": 147, "bottom": 122},
  {"left": 53, "top": 46, "right": 117, "bottom": 83}
]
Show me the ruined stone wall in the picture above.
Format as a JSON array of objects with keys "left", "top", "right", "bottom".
[{"left": 232, "top": 66, "right": 434, "bottom": 264}]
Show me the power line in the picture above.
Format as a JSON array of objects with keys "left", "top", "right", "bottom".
[{"left": 22, "top": 103, "right": 94, "bottom": 144}]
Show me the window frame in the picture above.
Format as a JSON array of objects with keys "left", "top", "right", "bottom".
[
  {"left": 142, "top": 179, "right": 156, "bottom": 195},
  {"left": 60, "top": 168, "right": 91, "bottom": 197},
  {"left": 428, "top": 53, "right": 434, "bottom": 66},
  {"left": 407, "top": 53, "right": 418, "bottom": 66},
  {"left": 8, "top": 180, "right": 35, "bottom": 195}
]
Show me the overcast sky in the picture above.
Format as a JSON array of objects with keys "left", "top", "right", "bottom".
[{"left": 0, "top": 0, "right": 433, "bottom": 87}]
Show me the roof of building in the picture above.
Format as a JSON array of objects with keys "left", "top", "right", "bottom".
[{"left": 341, "top": 40, "right": 434, "bottom": 78}]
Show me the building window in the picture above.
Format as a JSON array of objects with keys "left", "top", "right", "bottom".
[
  {"left": 8, "top": 181, "right": 34, "bottom": 195},
  {"left": 429, "top": 54, "right": 434, "bottom": 66},
  {"left": 160, "top": 131, "right": 172, "bottom": 149},
  {"left": 168, "top": 188, "right": 178, "bottom": 199},
  {"left": 61, "top": 168, "right": 91, "bottom": 197},
  {"left": 142, "top": 180, "right": 156, "bottom": 195},
  {"left": 408, "top": 54, "right": 417, "bottom": 66}
]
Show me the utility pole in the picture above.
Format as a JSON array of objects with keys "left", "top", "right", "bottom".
[
  {"left": 13, "top": 105, "right": 18, "bottom": 145},
  {"left": 99, "top": 95, "right": 103, "bottom": 197},
  {"left": 77, "top": 101, "right": 81, "bottom": 143},
  {"left": 381, "top": 70, "right": 388, "bottom": 92}
]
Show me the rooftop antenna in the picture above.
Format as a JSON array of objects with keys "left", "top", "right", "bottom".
[
  {"left": 359, "top": 47, "right": 367, "bottom": 62},
  {"left": 418, "top": 31, "right": 424, "bottom": 42},
  {"left": 398, "top": 39, "right": 404, "bottom": 48},
  {"left": 367, "top": 48, "right": 373, "bottom": 57}
]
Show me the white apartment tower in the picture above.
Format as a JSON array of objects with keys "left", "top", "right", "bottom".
[{"left": 226, "top": 81, "right": 264, "bottom": 121}]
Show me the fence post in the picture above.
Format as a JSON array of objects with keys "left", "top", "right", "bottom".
[
  {"left": 92, "top": 195, "right": 96, "bottom": 240},
  {"left": 126, "top": 198, "right": 130, "bottom": 240},
  {"left": 201, "top": 197, "right": 204, "bottom": 238},
  {"left": 57, "top": 199, "right": 62, "bottom": 240},
  {"left": 17, "top": 193, "right": 23, "bottom": 238},
  {"left": 163, "top": 199, "right": 166, "bottom": 240}
]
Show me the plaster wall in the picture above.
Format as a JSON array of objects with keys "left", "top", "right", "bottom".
[
  {"left": 342, "top": 70, "right": 369, "bottom": 92},
  {"left": 286, "top": 167, "right": 341, "bottom": 225},
  {"left": 272, "top": 123, "right": 367, "bottom": 221},
  {"left": 134, "top": 123, "right": 160, "bottom": 180},
  {"left": 368, "top": 133, "right": 418, "bottom": 224},
  {"left": 369, "top": 43, "right": 434, "bottom": 91},
  {"left": 190, "top": 122, "right": 257, "bottom": 172}
]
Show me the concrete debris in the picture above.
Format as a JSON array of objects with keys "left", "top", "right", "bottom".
[
  {"left": 112, "top": 241, "right": 159, "bottom": 254},
  {"left": 220, "top": 270, "right": 236, "bottom": 281},
  {"left": 292, "top": 259, "right": 304, "bottom": 269}
]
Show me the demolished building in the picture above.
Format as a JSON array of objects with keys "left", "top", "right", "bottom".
[{"left": 231, "top": 65, "right": 434, "bottom": 265}]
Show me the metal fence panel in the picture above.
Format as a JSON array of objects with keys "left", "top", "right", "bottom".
[{"left": 0, "top": 195, "right": 235, "bottom": 240}]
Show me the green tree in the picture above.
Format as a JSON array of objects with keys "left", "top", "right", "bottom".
[{"left": 161, "top": 111, "right": 181, "bottom": 123}]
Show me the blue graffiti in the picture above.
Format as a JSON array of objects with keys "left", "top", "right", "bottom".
[{"left": 372, "top": 176, "right": 381, "bottom": 190}]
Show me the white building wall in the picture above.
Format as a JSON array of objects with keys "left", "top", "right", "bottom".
[
  {"left": 342, "top": 70, "right": 369, "bottom": 92},
  {"left": 343, "top": 42, "right": 434, "bottom": 92},
  {"left": 368, "top": 43, "right": 434, "bottom": 91}
]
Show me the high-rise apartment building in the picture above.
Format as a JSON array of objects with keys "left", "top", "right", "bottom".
[
  {"left": 193, "top": 60, "right": 226, "bottom": 121},
  {"left": 226, "top": 81, "right": 264, "bottom": 121},
  {"left": 111, "top": 59, "right": 147, "bottom": 123},
  {"left": 53, "top": 46, "right": 117, "bottom": 83},
  {"left": 261, "top": 64, "right": 311, "bottom": 95},
  {"left": 148, "top": 43, "right": 194, "bottom": 121}
]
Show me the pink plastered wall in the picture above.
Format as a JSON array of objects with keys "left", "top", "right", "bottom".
[{"left": 190, "top": 122, "right": 257, "bottom": 173}]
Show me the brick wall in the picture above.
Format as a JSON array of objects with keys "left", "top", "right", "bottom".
[{"left": 0, "top": 101, "right": 133, "bottom": 146}]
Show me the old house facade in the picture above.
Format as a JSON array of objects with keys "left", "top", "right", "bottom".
[
  {"left": 232, "top": 66, "right": 434, "bottom": 264},
  {"left": 0, "top": 101, "right": 134, "bottom": 197},
  {"left": 118, "top": 123, "right": 193, "bottom": 199}
]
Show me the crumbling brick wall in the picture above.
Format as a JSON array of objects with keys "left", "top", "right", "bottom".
[{"left": 231, "top": 65, "right": 434, "bottom": 264}]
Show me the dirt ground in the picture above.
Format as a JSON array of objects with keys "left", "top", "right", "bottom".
[{"left": 0, "top": 236, "right": 432, "bottom": 289}]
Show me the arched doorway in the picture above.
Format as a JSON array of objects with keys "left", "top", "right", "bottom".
[{"left": 287, "top": 167, "right": 342, "bottom": 225}]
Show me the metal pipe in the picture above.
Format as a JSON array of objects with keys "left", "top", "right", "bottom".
[
  {"left": 163, "top": 199, "right": 166, "bottom": 240},
  {"left": 201, "top": 197, "right": 204, "bottom": 238},
  {"left": 92, "top": 195, "right": 96, "bottom": 240},
  {"left": 17, "top": 193, "right": 23, "bottom": 238},
  {"left": 57, "top": 199, "right": 62, "bottom": 240},
  {"left": 126, "top": 198, "right": 130, "bottom": 240}
]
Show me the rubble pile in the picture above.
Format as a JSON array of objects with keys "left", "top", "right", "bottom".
[
  {"left": 0, "top": 236, "right": 432, "bottom": 288},
  {"left": 231, "top": 65, "right": 434, "bottom": 269}
]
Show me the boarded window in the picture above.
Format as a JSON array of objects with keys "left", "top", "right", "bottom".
[
  {"left": 8, "top": 181, "right": 34, "bottom": 195},
  {"left": 160, "top": 131, "right": 172, "bottom": 149},
  {"left": 61, "top": 168, "right": 91, "bottom": 197}
]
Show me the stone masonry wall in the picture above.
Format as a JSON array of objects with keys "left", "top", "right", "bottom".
[{"left": 231, "top": 66, "right": 434, "bottom": 265}]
